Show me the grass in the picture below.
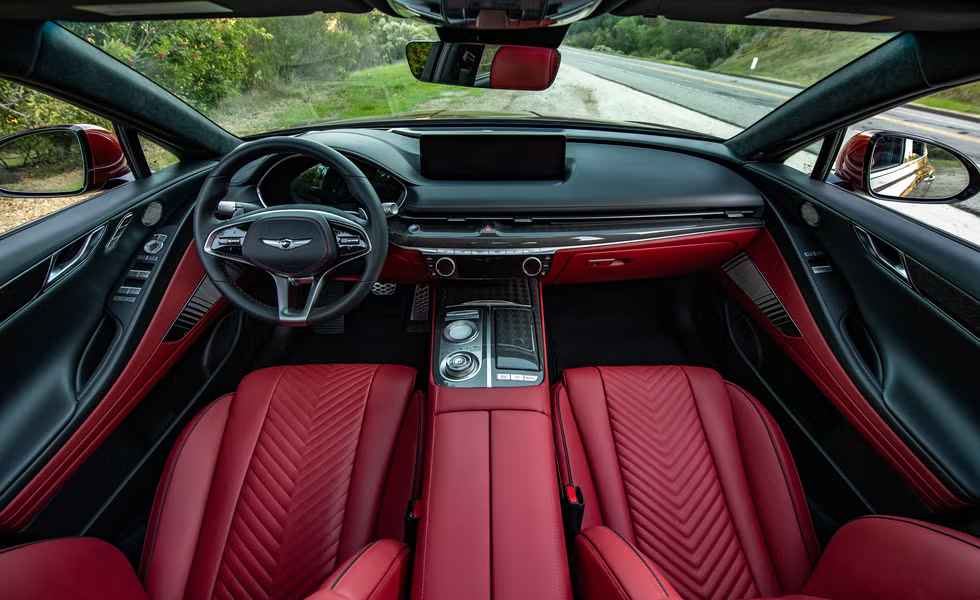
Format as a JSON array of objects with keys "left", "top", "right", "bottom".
[
  {"left": 212, "top": 63, "right": 484, "bottom": 136},
  {"left": 713, "top": 30, "right": 893, "bottom": 87},
  {"left": 912, "top": 82, "right": 980, "bottom": 116}
]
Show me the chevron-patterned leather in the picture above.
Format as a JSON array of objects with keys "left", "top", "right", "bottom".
[
  {"left": 213, "top": 364, "right": 380, "bottom": 600},
  {"left": 601, "top": 366, "right": 758, "bottom": 600}
]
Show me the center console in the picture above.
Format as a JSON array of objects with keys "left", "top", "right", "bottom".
[
  {"left": 431, "top": 280, "right": 545, "bottom": 388},
  {"left": 412, "top": 279, "right": 571, "bottom": 600}
]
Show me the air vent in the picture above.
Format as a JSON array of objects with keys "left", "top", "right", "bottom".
[
  {"left": 105, "top": 213, "right": 133, "bottom": 251},
  {"left": 162, "top": 277, "right": 223, "bottom": 342},
  {"left": 722, "top": 253, "right": 801, "bottom": 337}
]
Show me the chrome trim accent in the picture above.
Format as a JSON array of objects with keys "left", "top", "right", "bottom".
[
  {"left": 44, "top": 224, "right": 107, "bottom": 290},
  {"left": 854, "top": 224, "right": 910, "bottom": 283},
  {"left": 396, "top": 210, "right": 734, "bottom": 222},
  {"left": 397, "top": 223, "right": 762, "bottom": 256}
]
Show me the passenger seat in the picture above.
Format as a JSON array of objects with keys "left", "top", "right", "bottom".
[{"left": 552, "top": 365, "right": 980, "bottom": 600}]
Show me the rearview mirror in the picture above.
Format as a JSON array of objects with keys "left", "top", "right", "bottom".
[
  {"left": 406, "top": 42, "right": 560, "bottom": 91},
  {"left": 835, "top": 130, "right": 979, "bottom": 202},
  {"left": 0, "top": 124, "right": 130, "bottom": 198}
]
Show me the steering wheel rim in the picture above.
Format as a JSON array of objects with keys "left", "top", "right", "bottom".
[{"left": 193, "top": 136, "right": 388, "bottom": 325}]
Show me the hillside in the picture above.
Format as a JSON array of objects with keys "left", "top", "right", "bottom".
[
  {"left": 713, "top": 29, "right": 892, "bottom": 86},
  {"left": 714, "top": 29, "right": 980, "bottom": 114}
]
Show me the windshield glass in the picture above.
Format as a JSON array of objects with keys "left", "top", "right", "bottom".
[{"left": 64, "top": 14, "right": 893, "bottom": 138}]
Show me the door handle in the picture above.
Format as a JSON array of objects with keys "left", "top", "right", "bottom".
[
  {"left": 585, "top": 258, "right": 626, "bottom": 267},
  {"left": 853, "top": 224, "right": 909, "bottom": 283},
  {"left": 44, "top": 224, "right": 107, "bottom": 289}
]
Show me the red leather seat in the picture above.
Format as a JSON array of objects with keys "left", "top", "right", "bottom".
[
  {"left": 1, "top": 364, "right": 423, "bottom": 600},
  {"left": 554, "top": 365, "right": 818, "bottom": 600},
  {"left": 553, "top": 365, "right": 980, "bottom": 600}
]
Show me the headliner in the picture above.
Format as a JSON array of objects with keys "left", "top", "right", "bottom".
[{"left": 0, "top": 0, "right": 978, "bottom": 32}]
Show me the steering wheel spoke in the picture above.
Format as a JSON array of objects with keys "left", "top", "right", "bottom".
[{"left": 270, "top": 273, "right": 328, "bottom": 325}]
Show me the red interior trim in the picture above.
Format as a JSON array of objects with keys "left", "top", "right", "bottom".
[
  {"left": 721, "top": 229, "right": 964, "bottom": 510},
  {"left": 544, "top": 227, "right": 759, "bottom": 284},
  {"left": 0, "top": 243, "right": 229, "bottom": 530}
]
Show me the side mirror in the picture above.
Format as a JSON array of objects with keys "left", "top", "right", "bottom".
[
  {"left": 834, "top": 130, "right": 980, "bottom": 202},
  {"left": 406, "top": 41, "right": 560, "bottom": 91},
  {"left": 0, "top": 124, "right": 130, "bottom": 197}
]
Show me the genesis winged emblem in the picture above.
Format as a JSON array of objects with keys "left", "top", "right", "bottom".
[{"left": 261, "top": 238, "right": 312, "bottom": 250}]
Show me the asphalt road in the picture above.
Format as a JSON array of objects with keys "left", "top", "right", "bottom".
[
  {"left": 562, "top": 47, "right": 980, "bottom": 164},
  {"left": 562, "top": 47, "right": 980, "bottom": 218}
]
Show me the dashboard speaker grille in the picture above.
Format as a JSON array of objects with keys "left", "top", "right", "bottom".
[{"left": 722, "top": 253, "right": 801, "bottom": 338}]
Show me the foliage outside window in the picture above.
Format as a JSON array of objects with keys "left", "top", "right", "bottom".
[
  {"left": 139, "top": 135, "right": 179, "bottom": 172},
  {"left": 62, "top": 14, "right": 890, "bottom": 139}
]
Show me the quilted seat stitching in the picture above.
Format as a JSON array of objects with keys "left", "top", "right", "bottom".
[
  {"left": 601, "top": 365, "right": 758, "bottom": 600},
  {"left": 211, "top": 364, "right": 379, "bottom": 600}
]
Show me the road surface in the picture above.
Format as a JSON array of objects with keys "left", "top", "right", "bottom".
[
  {"left": 562, "top": 47, "right": 980, "bottom": 230},
  {"left": 562, "top": 47, "right": 980, "bottom": 163}
]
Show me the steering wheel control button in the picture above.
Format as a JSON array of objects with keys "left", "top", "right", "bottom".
[
  {"left": 522, "top": 256, "right": 544, "bottom": 277},
  {"left": 444, "top": 320, "right": 478, "bottom": 344},
  {"left": 442, "top": 351, "right": 479, "bottom": 381},
  {"left": 434, "top": 256, "right": 456, "bottom": 277},
  {"left": 242, "top": 217, "right": 333, "bottom": 277},
  {"left": 333, "top": 227, "right": 368, "bottom": 258}
]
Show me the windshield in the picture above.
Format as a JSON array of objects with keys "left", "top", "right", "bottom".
[{"left": 64, "top": 14, "right": 892, "bottom": 138}]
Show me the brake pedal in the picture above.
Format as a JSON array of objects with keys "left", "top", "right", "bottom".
[{"left": 372, "top": 282, "right": 397, "bottom": 296}]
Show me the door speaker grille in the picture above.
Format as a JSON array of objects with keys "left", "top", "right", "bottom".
[
  {"left": 163, "top": 277, "right": 223, "bottom": 342},
  {"left": 722, "top": 253, "right": 801, "bottom": 337}
]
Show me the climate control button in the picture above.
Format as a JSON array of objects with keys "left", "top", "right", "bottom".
[
  {"left": 522, "top": 256, "right": 543, "bottom": 277},
  {"left": 434, "top": 256, "right": 456, "bottom": 277}
]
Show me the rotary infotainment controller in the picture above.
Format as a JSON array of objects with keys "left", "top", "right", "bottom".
[{"left": 423, "top": 248, "right": 553, "bottom": 279}]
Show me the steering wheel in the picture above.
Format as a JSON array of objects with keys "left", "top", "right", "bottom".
[{"left": 193, "top": 137, "right": 388, "bottom": 325}]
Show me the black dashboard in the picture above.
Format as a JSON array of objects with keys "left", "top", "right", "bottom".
[{"left": 231, "top": 127, "right": 765, "bottom": 280}]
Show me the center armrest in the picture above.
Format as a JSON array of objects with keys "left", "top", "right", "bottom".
[{"left": 411, "top": 407, "right": 572, "bottom": 600}]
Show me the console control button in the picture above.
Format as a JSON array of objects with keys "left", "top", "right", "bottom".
[
  {"left": 434, "top": 256, "right": 456, "bottom": 277},
  {"left": 143, "top": 239, "right": 165, "bottom": 254},
  {"left": 442, "top": 351, "right": 479, "bottom": 381},
  {"left": 522, "top": 256, "right": 543, "bottom": 277},
  {"left": 443, "top": 320, "right": 478, "bottom": 343}
]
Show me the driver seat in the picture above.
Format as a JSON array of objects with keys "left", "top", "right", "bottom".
[{"left": 1, "top": 363, "right": 423, "bottom": 600}]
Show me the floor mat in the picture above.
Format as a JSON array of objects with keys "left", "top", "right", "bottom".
[
  {"left": 250, "top": 285, "right": 430, "bottom": 379},
  {"left": 544, "top": 278, "right": 712, "bottom": 376}
]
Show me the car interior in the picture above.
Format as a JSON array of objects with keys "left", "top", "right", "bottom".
[{"left": 1, "top": 0, "right": 980, "bottom": 599}]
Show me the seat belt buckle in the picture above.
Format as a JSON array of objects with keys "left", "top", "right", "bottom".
[
  {"left": 405, "top": 499, "right": 421, "bottom": 548},
  {"left": 561, "top": 485, "right": 585, "bottom": 541}
]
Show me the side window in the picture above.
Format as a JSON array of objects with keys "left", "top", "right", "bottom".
[
  {"left": 0, "top": 81, "right": 132, "bottom": 236},
  {"left": 139, "top": 135, "right": 179, "bottom": 172},
  {"left": 825, "top": 81, "right": 980, "bottom": 247}
]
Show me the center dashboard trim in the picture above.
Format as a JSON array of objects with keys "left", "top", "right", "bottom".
[{"left": 394, "top": 221, "right": 763, "bottom": 255}]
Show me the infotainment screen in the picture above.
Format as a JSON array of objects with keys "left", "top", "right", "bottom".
[{"left": 419, "top": 134, "right": 566, "bottom": 181}]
